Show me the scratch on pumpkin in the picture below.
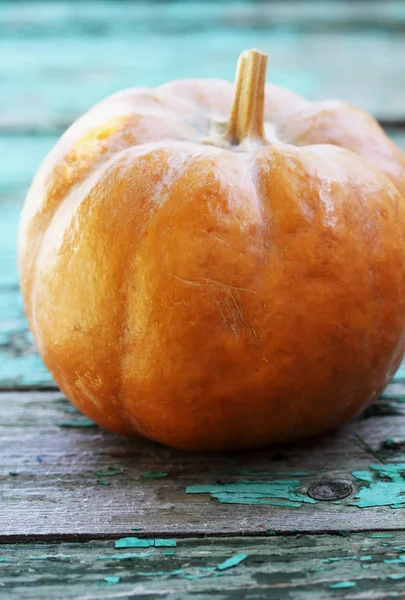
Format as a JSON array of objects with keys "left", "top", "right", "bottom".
[
  {"left": 198, "top": 228, "right": 231, "bottom": 248},
  {"left": 168, "top": 273, "right": 255, "bottom": 294}
]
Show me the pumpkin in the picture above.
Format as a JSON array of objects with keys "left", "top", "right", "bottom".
[{"left": 18, "top": 49, "right": 405, "bottom": 450}]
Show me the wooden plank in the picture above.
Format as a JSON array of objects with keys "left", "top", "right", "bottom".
[
  {"left": 1, "top": 131, "right": 405, "bottom": 388},
  {"left": 2, "top": 389, "right": 405, "bottom": 537},
  {"left": 2, "top": 533, "right": 405, "bottom": 600},
  {"left": 1, "top": 2, "right": 405, "bottom": 132}
]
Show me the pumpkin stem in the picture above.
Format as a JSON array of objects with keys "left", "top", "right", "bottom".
[{"left": 226, "top": 49, "right": 268, "bottom": 148}]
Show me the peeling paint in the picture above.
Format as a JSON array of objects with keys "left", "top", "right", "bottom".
[
  {"left": 115, "top": 537, "right": 176, "bottom": 549},
  {"left": 94, "top": 469, "right": 120, "bottom": 477},
  {"left": 329, "top": 581, "right": 356, "bottom": 589},
  {"left": 186, "top": 479, "right": 316, "bottom": 507},
  {"left": 216, "top": 553, "right": 247, "bottom": 571},
  {"left": 351, "top": 464, "right": 405, "bottom": 508},
  {"left": 102, "top": 575, "right": 120, "bottom": 585},
  {"left": 58, "top": 418, "right": 96, "bottom": 428}
]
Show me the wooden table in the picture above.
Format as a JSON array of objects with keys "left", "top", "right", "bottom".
[{"left": 2, "top": 2, "right": 405, "bottom": 598}]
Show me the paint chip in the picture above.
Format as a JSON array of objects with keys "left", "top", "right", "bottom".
[
  {"left": 114, "top": 537, "right": 176, "bottom": 549},
  {"left": 140, "top": 472, "right": 168, "bottom": 479},
  {"left": 58, "top": 418, "right": 96, "bottom": 428},
  {"left": 115, "top": 538, "right": 154, "bottom": 548},
  {"left": 103, "top": 575, "right": 120, "bottom": 585},
  {"left": 329, "top": 581, "right": 356, "bottom": 589},
  {"left": 95, "top": 469, "right": 120, "bottom": 477},
  {"left": 186, "top": 479, "right": 317, "bottom": 508},
  {"left": 216, "top": 553, "right": 247, "bottom": 571},
  {"left": 155, "top": 539, "right": 176, "bottom": 547}
]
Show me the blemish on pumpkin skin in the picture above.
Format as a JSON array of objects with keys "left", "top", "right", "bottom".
[
  {"left": 168, "top": 272, "right": 255, "bottom": 295},
  {"left": 198, "top": 228, "right": 231, "bottom": 248}
]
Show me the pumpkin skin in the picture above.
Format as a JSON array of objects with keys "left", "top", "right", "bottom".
[{"left": 18, "top": 51, "right": 405, "bottom": 450}]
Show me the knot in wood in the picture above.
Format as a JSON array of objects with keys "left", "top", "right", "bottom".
[{"left": 307, "top": 480, "right": 353, "bottom": 501}]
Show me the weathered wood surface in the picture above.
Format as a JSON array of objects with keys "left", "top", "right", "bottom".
[
  {"left": 3, "top": 2, "right": 405, "bottom": 596},
  {"left": 2, "top": 533, "right": 405, "bottom": 600},
  {"left": 2, "top": 388, "right": 405, "bottom": 538},
  {"left": 1, "top": 1, "right": 405, "bottom": 134}
]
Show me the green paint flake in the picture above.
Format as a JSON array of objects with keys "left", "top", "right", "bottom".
[
  {"left": 162, "top": 551, "right": 176, "bottom": 556},
  {"left": 140, "top": 472, "right": 168, "bottom": 479},
  {"left": 0, "top": 558, "right": 10, "bottom": 562},
  {"left": 350, "top": 464, "right": 405, "bottom": 508},
  {"left": 388, "top": 574, "right": 405, "bottom": 580},
  {"left": 114, "top": 537, "right": 176, "bottom": 549},
  {"left": 8, "top": 471, "right": 17, "bottom": 476},
  {"left": 321, "top": 556, "right": 356, "bottom": 564},
  {"left": 58, "top": 418, "right": 96, "bottom": 428},
  {"left": 216, "top": 553, "right": 247, "bottom": 571},
  {"left": 186, "top": 479, "right": 316, "bottom": 508},
  {"left": 155, "top": 539, "right": 176, "bottom": 547},
  {"left": 360, "top": 555, "right": 372, "bottom": 561},
  {"left": 98, "top": 480, "right": 111, "bottom": 486},
  {"left": 370, "top": 533, "right": 394, "bottom": 538},
  {"left": 329, "top": 581, "right": 356, "bottom": 589},
  {"left": 103, "top": 576, "right": 120, "bottom": 585},
  {"left": 384, "top": 557, "right": 405, "bottom": 564},
  {"left": 362, "top": 564, "right": 370, "bottom": 569},
  {"left": 97, "top": 553, "right": 152, "bottom": 560},
  {"left": 115, "top": 538, "right": 154, "bottom": 548},
  {"left": 265, "top": 530, "right": 276, "bottom": 535},
  {"left": 352, "top": 470, "right": 374, "bottom": 483},
  {"left": 95, "top": 470, "right": 121, "bottom": 477}
]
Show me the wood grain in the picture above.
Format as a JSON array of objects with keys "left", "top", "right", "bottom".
[
  {"left": 1, "top": 1, "right": 405, "bottom": 133},
  {"left": 1, "top": 389, "right": 405, "bottom": 538},
  {"left": 2, "top": 533, "right": 405, "bottom": 599}
]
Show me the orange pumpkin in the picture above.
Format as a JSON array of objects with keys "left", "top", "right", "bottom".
[{"left": 18, "top": 50, "right": 405, "bottom": 450}]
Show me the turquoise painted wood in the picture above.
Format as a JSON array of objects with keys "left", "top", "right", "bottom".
[
  {"left": 1, "top": 1, "right": 405, "bottom": 134},
  {"left": 3, "top": 387, "right": 405, "bottom": 538},
  {"left": 2, "top": 533, "right": 405, "bottom": 599}
]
